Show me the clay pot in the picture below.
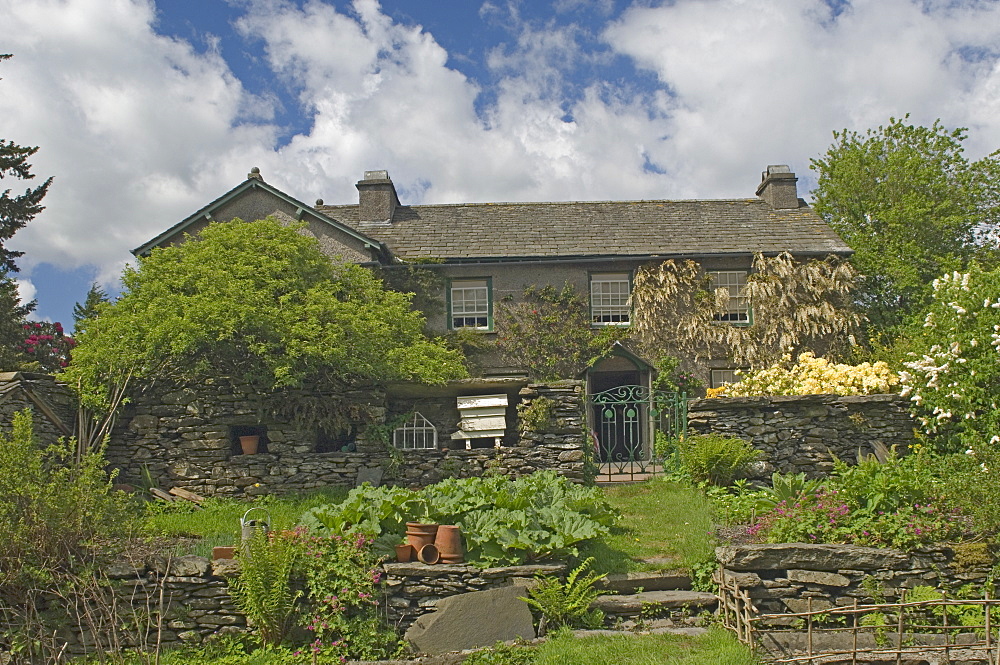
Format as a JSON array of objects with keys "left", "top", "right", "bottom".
[
  {"left": 433, "top": 524, "right": 464, "bottom": 564},
  {"left": 405, "top": 522, "right": 438, "bottom": 551},
  {"left": 395, "top": 543, "right": 413, "bottom": 563},
  {"left": 417, "top": 543, "right": 440, "bottom": 565},
  {"left": 212, "top": 546, "right": 236, "bottom": 560},
  {"left": 239, "top": 435, "right": 260, "bottom": 455}
]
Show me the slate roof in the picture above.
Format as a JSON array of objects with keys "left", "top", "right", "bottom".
[{"left": 317, "top": 198, "right": 851, "bottom": 262}]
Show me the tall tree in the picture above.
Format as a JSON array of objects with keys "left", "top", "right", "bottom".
[
  {"left": 810, "top": 115, "right": 1000, "bottom": 343},
  {"left": 0, "top": 54, "right": 52, "bottom": 273},
  {"left": 72, "top": 282, "right": 109, "bottom": 331},
  {"left": 67, "top": 218, "right": 467, "bottom": 428},
  {"left": 0, "top": 272, "right": 35, "bottom": 370}
]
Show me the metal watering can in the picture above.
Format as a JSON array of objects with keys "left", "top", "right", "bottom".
[{"left": 240, "top": 507, "right": 271, "bottom": 546}]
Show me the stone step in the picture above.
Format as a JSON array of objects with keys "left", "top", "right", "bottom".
[
  {"left": 596, "top": 570, "right": 692, "bottom": 594},
  {"left": 592, "top": 590, "right": 717, "bottom": 618}
]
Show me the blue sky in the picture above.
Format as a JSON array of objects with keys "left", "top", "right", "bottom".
[{"left": 2, "top": 0, "right": 1000, "bottom": 329}]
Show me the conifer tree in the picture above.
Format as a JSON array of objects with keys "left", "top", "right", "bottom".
[{"left": 0, "top": 54, "right": 52, "bottom": 273}]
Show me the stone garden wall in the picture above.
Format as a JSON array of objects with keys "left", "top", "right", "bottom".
[
  {"left": 687, "top": 394, "right": 916, "bottom": 480},
  {"left": 6, "top": 555, "right": 557, "bottom": 659},
  {"left": 382, "top": 562, "right": 562, "bottom": 632},
  {"left": 715, "top": 543, "right": 996, "bottom": 622},
  {"left": 107, "top": 378, "right": 589, "bottom": 496},
  {"left": 0, "top": 371, "right": 76, "bottom": 446}
]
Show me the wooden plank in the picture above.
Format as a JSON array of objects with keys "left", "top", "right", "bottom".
[
  {"left": 149, "top": 487, "right": 176, "bottom": 502},
  {"left": 456, "top": 394, "right": 508, "bottom": 409},
  {"left": 168, "top": 487, "right": 206, "bottom": 504}
]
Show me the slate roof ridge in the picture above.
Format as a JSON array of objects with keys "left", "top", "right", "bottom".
[{"left": 321, "top": 196, "right": 773, "bottom": 211}]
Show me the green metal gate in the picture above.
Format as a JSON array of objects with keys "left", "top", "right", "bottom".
[{"left": 589, "top": 385, "right": 687, "bottom": 482}]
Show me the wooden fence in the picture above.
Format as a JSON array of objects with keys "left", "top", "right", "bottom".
[{"left": 715, "top": 570, "right": 1000, "bottom": 664}]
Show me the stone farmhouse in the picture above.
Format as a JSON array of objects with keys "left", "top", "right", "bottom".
[{"left": 113, "top": 165, "right": 853, "bottom": 494}]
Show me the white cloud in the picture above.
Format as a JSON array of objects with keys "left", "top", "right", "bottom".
[
  {"left": 13, "top": 278, "right": 36, "bottom": 304},
  {"left": 0, "top": 0, "right": 278, "bottom": 273},
  {"left": 603, "top": 0, "right": 1000, "bottom": 196},
  {"left": 2, "top": 0, "right": 1000, "bottom": 300}
]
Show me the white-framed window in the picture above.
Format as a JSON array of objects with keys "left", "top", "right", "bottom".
[
  {"left": 710, "top": 369, "right": 742, "bottom": 389},
  {"left": 450, "top": 279, "right": 491, "bottom": 330},
  {"left": 393, "top": 412, "right": 438, "bottom": 450},
  {"left": 709, "top": 271, "right": 750, "bottom": 323},
  {"left": 590, "top": 273, "right": 631, "bottom": 325}
]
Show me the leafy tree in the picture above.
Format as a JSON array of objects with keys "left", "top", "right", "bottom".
[
  {"left": 810, "top": 115, "right": 1000, "bottom": 341},
  {"left": 0, "top": 272, "right": 34, "bottom": 370},
  {"left": 494, "top": 283, "right": 624, "bottom": 380},
  {"left": 16, "top": 321, "right": 75, "bottom": 373},
  {"left": 0, "top": 54, "right": 52, "bottom": 274},
  {"left": 898, "top": 264, "right": 1000, "bottom": 452},
  {"left": 66, "top": 218, "right": 467, "bottom": 428},
  {"left": 72, "top": 282, "right": 109, "bottom": 331}
]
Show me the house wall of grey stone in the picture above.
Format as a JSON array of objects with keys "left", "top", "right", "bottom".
[
  {"left": 0, "top": 372, "right": 76, "bottom": 447},
  {"left": 157, "top": 186, "right": 374, "bottom": 264},
  {"left": 686, "top": 394, "right": 916, "bottom": 480},
  {"left": 107, "top": 378, "right": 589, "bottom": 496},
  {"left": 716, "top": 543, "right": 996, "bottom": 623}
]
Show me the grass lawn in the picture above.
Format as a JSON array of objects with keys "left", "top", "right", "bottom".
[
  {"left": 142, "top": 488, "right": 348, "bottom": 557},
  {"left": 584, "top": 476, "right": 716, "bottom": 574},
  {"left": 464, "top": 627, "right": 761, "bottom": 665},
  {"left": 141, "top": 476, "right": 716, "bottom": 573}
]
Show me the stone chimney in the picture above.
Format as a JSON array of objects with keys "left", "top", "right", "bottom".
[
  {"left": 756, "top": 165, "right": 800, "bottom": 209},
  {"left": 356, "top": 170, "right": 399, "bottom": 223}
]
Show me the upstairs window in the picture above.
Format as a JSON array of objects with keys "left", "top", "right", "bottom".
[
  {"left": 393, "top": 412, "right": 438, "bottom": 450},
  {"left": 450, "top": 279, "right": 491, "bottom": 330},
  {"left": 590, "top": 273, "right": 631, "bottom": 325},
  {"left": 709, "top": 271, "right": 750, "bottom": 323}
]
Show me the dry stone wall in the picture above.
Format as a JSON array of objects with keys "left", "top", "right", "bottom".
[
  {"left": 108, "top": 378, "right": 589, "bottom": 496},
  {"left": 5, "top": 555, "right": 560, "bottom": 659},
  {"left": 716, "top": 543, "right": 996, "bottom": 622},
  {"left": 687, "top": 394, "right": 916, "bottom": 479},
  {"left": 0, "top": 372, "right": 75, "bottom": 446},
  {"left": 383, "top": 562, "right": 563, "bottom": 632}
]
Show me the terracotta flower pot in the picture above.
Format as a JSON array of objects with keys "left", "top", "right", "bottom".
[
  {"left": 433, "top": 524, "right": 464, "bottom": 564},
  {"left": 417, "top": 543, "right": 440, "bottom": 565},
  {"left": 395, "top": 543, "right": 413, "bottom": 563},
  {"left": 239, "top": 435, "right": 260, "bottom": 455},
  {"left": 405, "top": 522, "right": 438, "bottom": 551},
  {"left": 212, "top": 546, "right": 235, "bottom": 560}
]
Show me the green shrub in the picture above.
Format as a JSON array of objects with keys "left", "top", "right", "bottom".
[
  {"left": 302, "top": 471, "right": 617, "bottom": 567},
  {"left": 0, "top": 410, "right": 133, "bottom": 599},
  {"left": 747, "top": 449, "right": 964, "bottom": 549},
  {"left": 521, "top": 558, "right": 606, "bottom": 632},
  {"left": 678, "top": 434, "right": 760, "bottom": 486}
]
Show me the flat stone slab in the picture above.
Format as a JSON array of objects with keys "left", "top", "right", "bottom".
[
  {"left": 597, "top": 571, "right": 692, "bottom": 593},
  {"left": 405, "top": 585, "right": 535, "bottom": 655},
  {"left": 592, "top": 590, "right": 717, "bottom": 616},
  {"left": 716, "top": 544, "right": 909, "bottom": 572}
]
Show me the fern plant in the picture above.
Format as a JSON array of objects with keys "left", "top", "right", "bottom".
[
  {"left": 520, "top": 557, "right": 607, "bottom": 633},
  {"left": 228, "top": 529, "right": 302, "bottom": 647}
]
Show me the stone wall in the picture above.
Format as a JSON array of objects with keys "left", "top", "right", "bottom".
[
  {"left": 687, "top": 394, "right": 915, "bottom": 479},
  {"left": 108, "top": 378, "right": 589, "bottom": 496},
  {"left": 4, "top": 555, "right": 246, "bottom": 659},
  {"left": 0, "top": 372, "right": 76, "bottom": 446},
  {"left": 4, "top": 554, "right": 559, "bottom": 659},
  {"left": 716, "top": 543, "right": 996, "bottom": 622},
  {"left": 383, "top": 562, "right": 563, "bottom": 632}
]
